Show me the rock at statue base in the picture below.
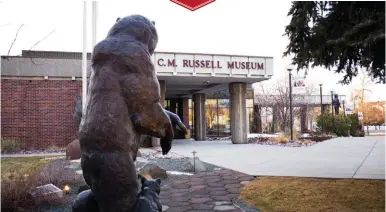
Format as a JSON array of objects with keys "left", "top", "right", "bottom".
[
  {"left": 30, "top": 184, "right": 63, "bottom": 204},
  {"left": 78, "top": 185, "right": 90, "bottom": 194},
  {"left": 72, "top": 189, "right": 99, "bottom": 212},
  {"left": 140, "top": 135, "right": 153, "bottom": 148},
  {"left": 189, "top": 157, "right": 207, "bottom": 173},
  {"left": 66, "top": 139, "right": 81, "bottom": 160},
  {"left": 137, "top": 150, "right": 142, "bottom": 157},
  {"left": 139, "top": 162, "right": 168, "bottom": 179}
]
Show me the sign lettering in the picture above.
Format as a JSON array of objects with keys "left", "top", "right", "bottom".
[{"left": 156, "top": 58, "right": 264, "bottom": 70}]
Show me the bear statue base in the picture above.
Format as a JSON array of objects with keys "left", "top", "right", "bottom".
[{"left": 72, "top": 175, "right": 162, "bottom": 212}]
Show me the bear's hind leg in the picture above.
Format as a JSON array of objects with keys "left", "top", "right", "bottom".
[{"left": 84, "top": 151, "right": 138, "bottom": 212}]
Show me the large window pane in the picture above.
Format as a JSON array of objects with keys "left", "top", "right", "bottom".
[
  {"left": 206, "top": 99, "right": 218, "bottom": 136},
  {"left": 218, "top": 99, "right": 230, "bottom": 136},
  {"left": 188, "top": 99, "right": 194, "bottom": 137}
]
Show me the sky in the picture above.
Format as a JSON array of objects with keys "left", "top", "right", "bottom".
[{"left": 0, "top": 0, "right": 385, "bottom": 106}]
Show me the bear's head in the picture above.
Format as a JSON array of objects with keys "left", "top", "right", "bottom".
[{"left": 109, "top": 15, "right": 158, "bottom": 55}]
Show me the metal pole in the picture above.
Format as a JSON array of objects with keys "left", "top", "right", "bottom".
[
  {"left": 216, "top": 97, "right": 219, "bottom": 137},
  {"left": 331, "top": 91, "right": 334, "bottom": 116},
  {"left": 343, "top": 100, "right": 346, "bottom": 116},
  {"left": 289, "top": 71, "right": 294, "bottom": 142},
  {"left": 192, "top": 151, "right": 197, "bottom": 173},
  {"left": 331, "top": 91, "right": 335, "bottom": 132},
  {"left": 92, "top": 1, "right": 98, "bottom": 48},
  {"left": 82, "top": 1, "right": 88, "bottom": 115},
  {"left": 319, "top": 84, "right": 323, "bottom": 133}
]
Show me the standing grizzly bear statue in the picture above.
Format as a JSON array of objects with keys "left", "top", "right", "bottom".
[
  {"left": 73, "top": 95, "right": 188, "bottom": 159},
  {"left": 76, "top": 14, "right": 173, "bottom": 212}
]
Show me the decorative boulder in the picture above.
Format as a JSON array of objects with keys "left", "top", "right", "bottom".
[
  {"left": 29, "top": 184, "right": 63, "bottom": 204},
  {"left": 72, "top": 189, "right": 99, "bottom": 212},
  {"left": 140, "top": 135, "right": 153, "bottom": 148},
  {"left": 139, "top": 162, "right": 168, "bottom": 179},
  {"left": 78, "top": 185, "right": 90, "bottom": 194},
  {"left": 66, "top": 139, "right": 81, "bottom": 160}
]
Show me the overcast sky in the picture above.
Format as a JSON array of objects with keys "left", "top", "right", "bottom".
[{"left": 0, "top": 0, "right": 384, "bottom": 105}]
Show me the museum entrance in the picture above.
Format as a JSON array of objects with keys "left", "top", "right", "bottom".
[{"left": 165, "top": 96, "right": 255, "bottom": 139}]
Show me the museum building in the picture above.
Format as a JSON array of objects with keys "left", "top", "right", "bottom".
[{"left": 0, "top": 50, "right": 274, "bottom": 148}]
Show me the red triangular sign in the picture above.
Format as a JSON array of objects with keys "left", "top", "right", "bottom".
[{"left": 170, "top": 0, "right": 216, "bottom": 11}]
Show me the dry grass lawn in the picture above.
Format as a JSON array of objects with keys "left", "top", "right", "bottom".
[
  {"left": 1, "top": 157, "right": 52, "bottom": 180},
  {"left": 241, "top": 176, "right": 385, "bottom": 212},
  {"left": 1, "top": 157, "right": 58, "bottom": 212}
]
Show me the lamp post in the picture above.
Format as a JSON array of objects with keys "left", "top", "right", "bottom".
[
  {"left": 319, "top": 84, "right": 323, "bottom": 133},
  {"left": 330, "top": 90, "right": 335, "bottom": 133},
  {"left": 287, "top": 65, "right": 294, "bottom": 143},
  {"left": 342, "top": 100, "right": 346, "bottom": 116},
  {"left": 330, "top": 90, "right": 334, "bottom": 116}
]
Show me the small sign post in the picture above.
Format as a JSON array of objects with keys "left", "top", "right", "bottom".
[
  {"left": 291, "top": 71, "right": 306, "bottom": 95},
  {"left": 358, "top": 112, "right": 363, "bottom": 120},
  {"left": 345, "top": 107, "right": 353, "bottom": 115}
]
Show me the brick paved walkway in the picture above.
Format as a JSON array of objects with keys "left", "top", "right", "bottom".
[{"left": 159, "top": 169, "right": 255, "bottom": 212}]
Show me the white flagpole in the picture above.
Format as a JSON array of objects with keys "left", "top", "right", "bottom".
[
  {"left": 92, "top": 1, "right": 97, "bottom": 48},
  {"left": 82, "top": 1, "right": 88, "bottom": 115}
]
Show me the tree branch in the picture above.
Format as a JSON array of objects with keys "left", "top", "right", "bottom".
[
  {"left": 16, "top": 29, "right": 56, "bottom": 66},
  {"left": 6, "top": 24, "right": 24, "bottom": 59},
  {"left": 26, "top": 30, "right": 56, "bottom": 53}
]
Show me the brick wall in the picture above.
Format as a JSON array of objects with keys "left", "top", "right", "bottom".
[{"left": 1, "top": 79, "right": 81, "bottom": 149}]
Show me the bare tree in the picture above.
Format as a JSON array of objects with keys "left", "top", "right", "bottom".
[
  {"left": 253, "top": 83, "right": 273, "bottom": 133},
  {"left": 303, "top": 84, "right": 319, "bottom": 131},
  {"left": 254, "top": 77, "right": 300, "bottom": 133},
  {"left": 22, "top": 30, "right": 56, "bottom": 65},
  {"left": 353, "top": 68, "right": 373, "bottom": 107},
  {"left": 6, "top": 24, "right": 24, "bottom": 58},
  {"left": 4, "top": 26, "right": 56, "bottom": 65},
  {"left": 352, "top": 68, "right": 374, "bottom": 133},
  {"left": 254, "top": 76, "right": 319, "bottom": 133}
]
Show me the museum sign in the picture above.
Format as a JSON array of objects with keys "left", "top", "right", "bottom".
[
  {"left": 156, "top": 58, "right": 264, "bottom": 70},
  {"left": 152, "top": 52, "right": 273, "bottom": 77}
]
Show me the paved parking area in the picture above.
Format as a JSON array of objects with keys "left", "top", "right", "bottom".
[{"left": 169, "top": 136, "right": 385, "bottom": 179}]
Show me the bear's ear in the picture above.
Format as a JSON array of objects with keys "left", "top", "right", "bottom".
[
  {"left": 138, "top": 174, "right": 146, "bottom": 181},
  {"left": 151, "top": 21, "right": 155, "bottom": 25},
  {"left": 116, "top": 17, "right": 121, "bottom": 22},
  {"left": 141, "top": 176, "right": 147, "bottom": 184},
  {"left": 155, "top": 178, "right": 161, "bottom": 185}
]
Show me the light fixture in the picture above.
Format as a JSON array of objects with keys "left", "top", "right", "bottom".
[
  {"left": 286, "top": 64, "right": 294, "bottom": 72},
  {"left": 63, "top": 185, "right": 71, "bottom": 193}
]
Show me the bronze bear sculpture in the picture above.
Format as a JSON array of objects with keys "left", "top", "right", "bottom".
[
  {"left": 77, "top": 14, "right": 173, "bottom": 212},
  {"left": 161, "top": 110, "right": 188, "bottom": 155},
  {"left": 74, "top": 95, "right": 187, "bottom": 157}
]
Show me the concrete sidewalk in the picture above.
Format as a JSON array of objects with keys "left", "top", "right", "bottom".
[{"left": 169, "top": 137, "right": 385, "bottom": 180}]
